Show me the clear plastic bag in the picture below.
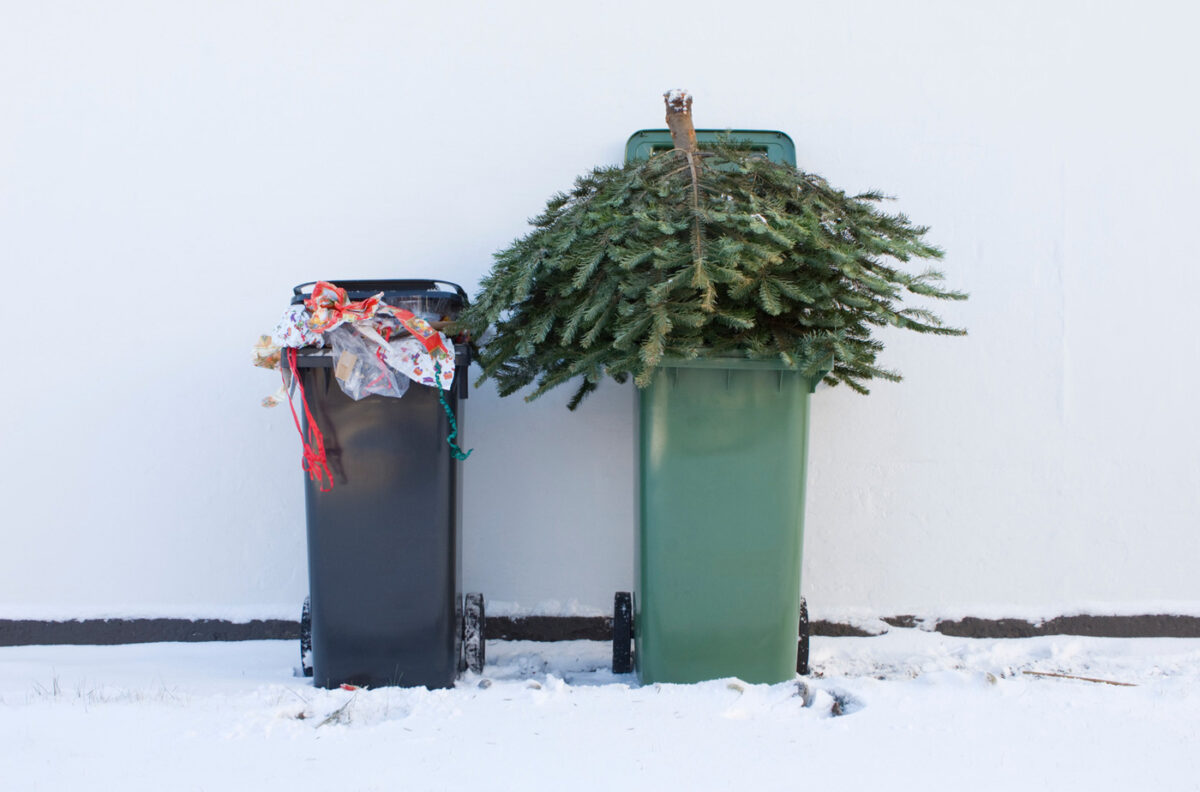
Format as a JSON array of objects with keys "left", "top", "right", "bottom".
[
  {"left": 385, "top": 295, "right": 460, "bottom": 325},
  {"left": 326, "top": 326, "right": 410, "bottom": 401}
]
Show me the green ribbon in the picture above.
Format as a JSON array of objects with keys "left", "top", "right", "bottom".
[{"left": 433, "top": 359, "right": 472, "bottom": 461}]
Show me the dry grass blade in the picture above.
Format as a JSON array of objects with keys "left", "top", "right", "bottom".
[{"left": 1022, "top": 670, "right": 1136, "bottom": 687}]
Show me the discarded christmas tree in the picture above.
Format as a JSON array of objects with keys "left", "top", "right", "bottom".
[{"left": 457, "top": 91, "right": 965, "bottom": 408}]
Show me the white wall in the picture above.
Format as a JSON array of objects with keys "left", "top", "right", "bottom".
[{"left": 3, "top": 1, "right": 1198, "bottom": 621}]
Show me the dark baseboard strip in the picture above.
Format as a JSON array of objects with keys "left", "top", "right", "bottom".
[
  {"left": 3, "top": 613, "right": 1200, "bottom": 647},
  {"left": 810, "top": 620, "right": 880, "bottom": 638},
  {"left": 934, "top": 614, "right": 1200, "bottom": 639},
  {"left": 0, "top": 619, "right": 299, "bottom": 647},
  {"left": 487, "top": 616, "right": 611, "bottom": 641}
]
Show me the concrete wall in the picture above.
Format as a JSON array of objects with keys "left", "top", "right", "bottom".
[{"left": 3, "top": 1, "right": 1198, "bottom": 621}]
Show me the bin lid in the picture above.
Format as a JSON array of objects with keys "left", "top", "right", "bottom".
[
  {"left": 624, "top": 129, "right": 796, "bottom": 166},
  {"left": 291, "top": 279, "right": 468, "bottom": 306}
]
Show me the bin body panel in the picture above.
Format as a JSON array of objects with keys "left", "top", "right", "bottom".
[
  {"left": 636, "top": 360, "right": 814, "bottom": 684},
  {"left": 299, "top": 361, "right": 463, "bottom": 689}
]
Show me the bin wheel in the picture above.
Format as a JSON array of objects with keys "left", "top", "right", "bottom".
[
  {"left": 612, "top": 591, "right": 634, "bottom": 674},
  {"left": 797, "top": 596, "right": 810, "bottom": 676},
  {"left": 464, "top": 593, "right": 485, "bottom": 674},
  {"left": 300, "top": 596, "right": 314, "bottom": 678}
]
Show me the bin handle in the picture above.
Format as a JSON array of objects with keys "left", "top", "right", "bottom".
[{"left": 292, "top": 280, "right": 469, "bottom": 302}]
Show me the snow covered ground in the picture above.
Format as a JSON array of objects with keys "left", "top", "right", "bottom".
[{"left": 2, "top": 632, "right": 1198, "bottom": 791}]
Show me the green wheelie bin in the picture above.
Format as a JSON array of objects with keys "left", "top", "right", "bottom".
[
  {"left": 610, "top": 129, "right": 819, "bottom": 685},
  {"left": 626, "top": 358, "right": 823, "bottom": 685}
]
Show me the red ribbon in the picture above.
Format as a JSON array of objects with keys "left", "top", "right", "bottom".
[
  {"left": 283, "top": 348, "right": 334, "bottom": 492},
  {"left": 387, "top": 306, "right": 450, "bottom": 358}
]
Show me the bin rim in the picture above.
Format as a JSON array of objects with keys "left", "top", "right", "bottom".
[
  {"left": 657, "top": 355, "right": 832, "bottom": 373},
  {"left": 289, "top": 344, "right": 471, "bottom": 370},
  {"left": 654, "top": 355, "right": 832, "bottom": 392}
]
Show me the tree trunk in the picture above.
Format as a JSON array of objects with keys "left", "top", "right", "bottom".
[{"left": 664, "top": 90, "right": 699, "bottom": 153}]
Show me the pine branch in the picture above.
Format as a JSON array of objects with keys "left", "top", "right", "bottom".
[{"left": 453, "top": 93, "right": 968, "bottom": 407}]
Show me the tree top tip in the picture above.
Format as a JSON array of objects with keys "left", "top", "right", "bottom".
[{"left": 664, "top": 90, "right": 692, "bottom": 115}]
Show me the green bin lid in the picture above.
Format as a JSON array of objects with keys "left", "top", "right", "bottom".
[{"left": 624, "top": 129, "right": 796, "bottom": 166}]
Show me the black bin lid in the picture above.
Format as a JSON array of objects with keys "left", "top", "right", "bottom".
[{"left": 291, "top": 279, "right": 468, "bottom": 306}]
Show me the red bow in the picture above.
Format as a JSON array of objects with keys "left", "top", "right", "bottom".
[{"left": 304, "top": 281, "right": 383, "bottom": 333}]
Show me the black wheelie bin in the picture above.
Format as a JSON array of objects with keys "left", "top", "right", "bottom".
[{"left": 287, "top": 279, "right": 482, "bottom": 689}]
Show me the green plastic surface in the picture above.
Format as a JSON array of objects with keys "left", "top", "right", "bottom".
[
  {"left": 625, "top": 129, "right": 796, "bottom": 166},
  {"left": 636, "top": 359, "right": 817, "bottom": 684}
]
